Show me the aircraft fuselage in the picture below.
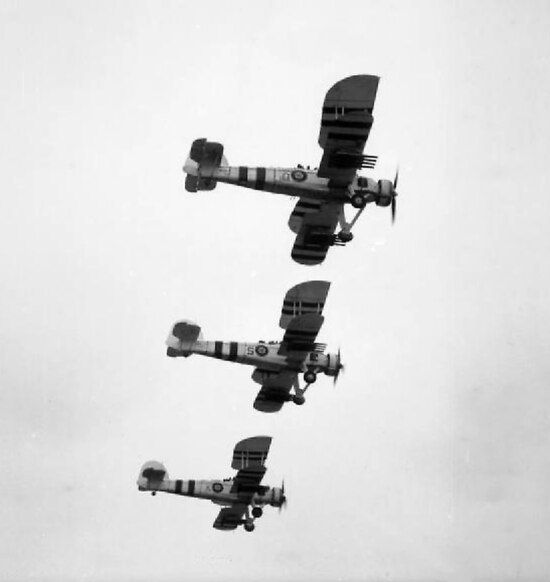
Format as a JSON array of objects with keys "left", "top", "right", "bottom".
[
  {"left": 212, "top": 165, "right": 342, "bottom": 201},
  {"left": 139, "top": 477, "right": 284, "bottom": 508},
  {"left": 185, "top": 339, "right": 335, "bottom": 375}
]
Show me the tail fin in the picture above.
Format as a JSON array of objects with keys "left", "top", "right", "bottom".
[
  {"left": 137, "top": 461, "right": 168, "bottom": 491},
  {"left": 183, "top": 138, "right": 226, "bottom": 192},
  {"left": 166, "top": 319, "right": 202, "bottom": 357}
]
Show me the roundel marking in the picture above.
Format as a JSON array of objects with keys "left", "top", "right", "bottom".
[
  {"left": 255, "top": 344, "right": 269, "bottom": 357},
  {"left": 212, "top": 482, "right": 223, "bottom": 493},
  {"left": 291, "top": 169, "right": 307, "bottom": 182}
]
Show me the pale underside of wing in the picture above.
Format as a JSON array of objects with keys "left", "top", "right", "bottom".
[
  {"left": 279, "top": 280, "right": 331, "bottom": 329},
  {"left": 253, "top": 369, "right": 297, "bottom": 413},
  {"left": 317, "top": 74, "right": 379, "bottom": 186},
  {"left": 213, "top": 504, "right": 248, "bottom": 530},
  {"left": 289, "top": 198, "right": 343, "bottom": 265}
]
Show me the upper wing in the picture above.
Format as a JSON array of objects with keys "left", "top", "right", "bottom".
[
  {"left": 213, "top": 504, "right": 248, "bottom": 531},
  {"left": 253, "top": 369, "right": 297, "bottom": 413},
  {"left": 279, "top": 313, "right": 324, "bottom": 357},
  {"left": 230, "top": 436, "right": 270, "bottom": 496},
  {"left": 279, "top": 280, "right": 331, "bottom": 329},
  {"left": 231, "top": 436, "right": 272, "bottom": 470},
  {"left": 317, "top": 75, "right": 379, "bottom": 186},
  {"left": 278, "top": 280, "right": 330, "bottom": 356},
  {"left": 288, "top": 198, "right": 343, "bottom": 265}
]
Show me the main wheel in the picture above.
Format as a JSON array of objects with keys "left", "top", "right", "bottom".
[
  {"left": 304, "top": 371, "right": 317, "bottom": 384},
  {"left": 351, "top": 194, "right": 366, "bottom": 209},
  {"left": 244, "top": 522, "right": 255, "bottom": 532},
  {"left": 293, "top": 395, "right": 305, "bottom": 406},
  {"left": 252, "top": 507, "right": 263, "bottom": 518},
  {"left": 338, "top": 232, "right": 354, "bottom": 243}
]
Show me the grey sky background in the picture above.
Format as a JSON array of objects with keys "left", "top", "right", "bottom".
[{"left": 1, "top": 1, "right": 550, "bottom": 581}]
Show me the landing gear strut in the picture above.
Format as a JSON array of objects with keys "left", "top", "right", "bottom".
[
  {"left": 291, "top": 373, "right": 316, "bottom": 406},
  {"left": 338, "top": 193, "right": 368, "bottom": 243}
]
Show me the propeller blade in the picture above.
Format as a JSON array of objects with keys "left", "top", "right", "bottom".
[
  {"left": 391, "top": 196, "right": 396, "bottom": 224},
  {"left": 393, "top": 166, "right": 399, "bottom": 189},
  {"left": 279, "top": 479, "right": 287, "bottom": 512},
  {"left": 333, "top": 348, "right": 344, "bottom": 386}
]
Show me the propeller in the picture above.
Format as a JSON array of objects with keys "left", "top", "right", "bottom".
[
  {"left": 391, "top": 167, "right": 399, "bottom": 224},
  {"left": 279, "top": 479, "right": 287, "bottom": 512},
  {"left": 333, "top": 348, "right": 345, "bottom": 386}
]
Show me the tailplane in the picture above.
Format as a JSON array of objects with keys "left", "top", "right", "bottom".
[
  {"left": 183, "top": 138, "right": 226, "bottom": 192},
  {"left": 137, "top": 461, "right": 168, "bottom": 491},
  {"left": 166, "top": 319, "right": 203, "bottom": 357}
]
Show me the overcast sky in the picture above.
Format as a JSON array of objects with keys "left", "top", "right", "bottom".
[{"left": 1, "top": 1, "right": 550, "bottom": 581}]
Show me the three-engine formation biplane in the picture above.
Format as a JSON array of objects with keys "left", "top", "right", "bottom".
[
  {"left": 183, "top": 74, "right": 398, "bottom": 265},
  {"left": 166, "top": 280, "right": 342, "bottom": 412},
  {"left": 137, "top": 436, "right": 285, "bottom": 532}
]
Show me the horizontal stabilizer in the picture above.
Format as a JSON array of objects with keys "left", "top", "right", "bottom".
[
  {"left": 184, "top": 138, "right": 225, "bottom": 192},
  {"left": 166, "top": 320, "right": 202, "bottom": 356},
  {"left": 137, "top": 460, "right": 168, "bottom": 491}
]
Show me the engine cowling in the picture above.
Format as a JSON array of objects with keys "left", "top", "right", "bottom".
[
  {"left": 269, "top": 487, "right": 286, "bottom": 508},
  {"left": 376, "top": 179, "right": 394, "bottom": 207},
  {"left": 325, "top": 351, "right": 343, "bottom": 377}
]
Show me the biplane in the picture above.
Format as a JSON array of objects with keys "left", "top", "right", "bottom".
[
  {"left": 183, "top": 74, "right": 398, "bottom": 265},
  {"left": 137, "top": 436, "right": 285, "bottom": 532},
  {"left": 166, "top": 280, "right": 342, "bottom": 412}
]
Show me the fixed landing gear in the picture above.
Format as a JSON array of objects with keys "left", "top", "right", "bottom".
[
  {"left": 337, "top": 231, "right": 354, "bottom": 243},
  {"left": 291, "top": 372, "right": 316, "bottom": 406},
  {"left": 351, "top": 193, "right": 367, "bottom": 209},
  {"left": 243, "top": 506, "right": 261, "bottom": 531},
  {"left": 304, "top": 370, "right": 317, "bottom": 384}
]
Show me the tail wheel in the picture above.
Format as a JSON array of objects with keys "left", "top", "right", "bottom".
[
  {"left": 304, "top": 371, "right": 317, "bottom": 384},
  {"left": 252, "top": 507, "right": 263, "bottom": 518}
]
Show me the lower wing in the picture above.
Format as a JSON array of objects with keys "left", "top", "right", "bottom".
[
  {"left": 288, "top": 198, "right": 343, "bottom": 265},
  {"left": 213, "top": 504, "right": 248, "bottom": 530},
  {"left": 253, "top": 370, "right": 297, "bottom": 413}
]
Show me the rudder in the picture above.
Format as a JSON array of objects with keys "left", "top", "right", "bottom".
[
  {"left": 183, "top": 138, "right": 226, "bottom": 192},
  {"left": 166, "top": 319, "right": 202, "bottom": 357}
]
